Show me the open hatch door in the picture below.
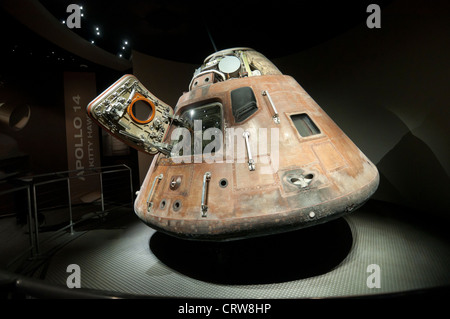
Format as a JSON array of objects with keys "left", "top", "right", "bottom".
[{"left": 87, "top": 74, "right": 177, "bottom": 155}]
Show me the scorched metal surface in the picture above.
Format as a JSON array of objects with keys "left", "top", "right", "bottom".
[{"left": 87, "top": 48, "right": 379, "bottom": 240}]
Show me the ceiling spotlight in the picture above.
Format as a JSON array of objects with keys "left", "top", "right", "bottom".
[
  {"left": 95, "top": 27, "right": 99, "bottom": 31},
  {"left": 80, "top": 6, "right": 83, "bottom": 10},
  {"left": 62, "top": 20, "right": 66, "bottom": 24},
  {"left": 124, "top": 41, "right": 128, "bottom": 45},
  {"left": 97, "top": 32, "right": 100, "bottom": 36},
  {"left": 122, "top": 46, "right": 125, "bottom": 50},
  {"left": 81, "top": 13, "right": 84, "bottom": 17},
  {"left": 119, "top": 54, "right": 123, "bottom": 58},
  {"left": 91, "top": 40, "right": 95, "bottom": 44}
]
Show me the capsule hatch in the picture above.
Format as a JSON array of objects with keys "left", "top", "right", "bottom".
[{"left": 87, "top": 74, "right": 182, "bottom": 155}]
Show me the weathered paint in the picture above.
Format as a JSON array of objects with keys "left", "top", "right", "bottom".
[
  {"left": 88, "top": 49, "right": 379, "bottom": 241},
  {"left": 134, "top": 74, "right": 379, "bottom": 240}
]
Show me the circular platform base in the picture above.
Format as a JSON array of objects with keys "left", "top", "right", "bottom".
[
  {"left": 150, "top": 217, "right": 352, "bottom": 285},
  {"left": 41, "top": 201, "right": 450, "bottom": 298}
]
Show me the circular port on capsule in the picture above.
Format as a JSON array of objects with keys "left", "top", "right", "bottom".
[
  {"left": 170, "top": 176, "right": 182, "bottom": 190},
  {"left": 173, "top": 200, "right": 182, "bottom": 212},
  {"left": 288, "top": 173, "right": 314, "bottom": 188},
  {"left": 219, "top": 178, "right": 228, "bottom": 188},
  {"left": 127, "top": 94, "right": 155, "bottom": 124}
]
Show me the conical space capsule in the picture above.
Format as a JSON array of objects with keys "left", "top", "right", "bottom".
[{"left": 87, "top": 48, "right": 379, "bottom": 241}]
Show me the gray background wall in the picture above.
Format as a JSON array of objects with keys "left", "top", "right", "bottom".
[{"left": 274, "top": 0, "right": 450, "bottom": 218}]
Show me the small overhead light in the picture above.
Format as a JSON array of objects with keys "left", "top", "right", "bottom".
[
  {"left": 62, "top": 20, "right": 66, "bottom": 24},
  {"left": 80, "top": 6, "right": 83, "bottom": 10},
  {"left": 122, "top": 46, "right": 125, "bottom": 50},
  {"left": 97, "top": 32, "right": 100, "bottom": 36},
  {"left": 95, "top": 27, "right": 99, "bottom": 31},
  {"left": 91, "top": 40, "right": 95, "bottom": 44},
  {"left": 124, "top": 41, "right": 128, "bottom": 45},
  {"left": 81, "top": 13, "right": 84, "bottom": 17}
]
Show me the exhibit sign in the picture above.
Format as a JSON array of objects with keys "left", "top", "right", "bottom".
[{"left": 64, "top": 72, "right": 101, "bottom": 203}]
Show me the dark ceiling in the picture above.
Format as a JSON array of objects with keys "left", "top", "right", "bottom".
[
  {"left": 36, "top": 0, "right": 393, "bottom": 64},
  {"left": 1, "top": 0, "right": 394, "bottom": 71}
]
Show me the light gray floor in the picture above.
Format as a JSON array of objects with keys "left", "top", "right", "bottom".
[{"left": 36, "top": 205, "right": 450, "bottom": 298}]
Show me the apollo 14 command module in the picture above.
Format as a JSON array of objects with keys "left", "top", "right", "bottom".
[{"left": 87, "top": 48, "right": 379, "bottom": 241}]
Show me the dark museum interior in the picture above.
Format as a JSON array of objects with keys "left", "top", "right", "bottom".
[{"left": 0, "top": 0, "right": 449, "bottom": 302}]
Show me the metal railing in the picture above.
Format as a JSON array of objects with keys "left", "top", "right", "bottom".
[{"left": 0, "top": 164, "right": 133, "bottom": 264}]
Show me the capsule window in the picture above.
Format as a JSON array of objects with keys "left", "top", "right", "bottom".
[
  {"left": 230, "top": 87, "right": 258, "bottom": 123},
  {"left": 290, "top": 114, "right": 321, "bottom": 137},
  {"left": 173, "top": 102, "right": 223, "bottom": 156}
]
